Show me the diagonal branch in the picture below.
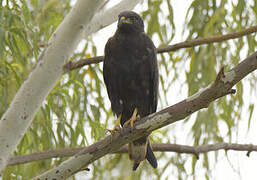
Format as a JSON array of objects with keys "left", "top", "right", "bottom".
[
  {"left": 8, "top": 142, "right": 257, "bottom": 166},
  {"left": 34, "top": 49, "right": 257, "bottom": 179},
  {"left": 63, "top": 25, "right": 257, "bottom": 72}
]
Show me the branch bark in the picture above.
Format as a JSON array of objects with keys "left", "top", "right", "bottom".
[
  {"left": 0, "top": 0, "right": 102, "bottom": 172},
  {"left": 63, "top": 25, "right": 257, "bottom": 71},
  {"left": 34, "top": 50, "right": 257, "bottom": 179},
  {"left": 7, "top": 142, "right": 257, "bottom": 166}
]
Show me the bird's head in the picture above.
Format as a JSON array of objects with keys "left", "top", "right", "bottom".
[{"left": 117, "top": 11, "right": 144, "bottom": 33}]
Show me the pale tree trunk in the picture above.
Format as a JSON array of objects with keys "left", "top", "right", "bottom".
[
  {"left": 0, "top": 0, "right": 102, "bottom": 172},
  {"left": 0, "top": 0, "right": 141, "bottom": 174}
]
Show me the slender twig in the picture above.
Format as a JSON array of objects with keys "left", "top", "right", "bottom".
[
  {"left": 63, "top": 25, "right": 257, "bottom": 72},
  {"left": 7, "top": 142, "right": 257, "bottom": 166}
]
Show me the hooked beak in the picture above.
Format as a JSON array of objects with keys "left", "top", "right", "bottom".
[{"left": 119, "top": 16, "right": 132, "bottom": 24}]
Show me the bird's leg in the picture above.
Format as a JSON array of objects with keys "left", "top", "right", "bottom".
[
  {"left": 124, "top": 108, "right": 140, "bottom": 127},
  {"left": 106, "top": 115, "right": 121, "bottom": 135}
]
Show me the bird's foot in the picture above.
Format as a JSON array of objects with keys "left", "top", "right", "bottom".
[
  {"left": 124, "top": 108, "right": 140, "bottom": 128},
  {"left": 106, "top": 124, "right": 120, "bottom": 135},
  {"left": 106, "top": 115, "right": 121, "bottom": 135}
]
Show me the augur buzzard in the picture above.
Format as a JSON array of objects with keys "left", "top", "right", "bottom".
[{"left": 103, "top": 11, "right": 159, "bottom": 171}]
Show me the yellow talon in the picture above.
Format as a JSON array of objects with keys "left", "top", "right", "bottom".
[
  {"left": 106, "top": 115, "right": 121, "bottom": 135},
  {"left": 125, "top": 108, "right": 140, "bottom": 127}
]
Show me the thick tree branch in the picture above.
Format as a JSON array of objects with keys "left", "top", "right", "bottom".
[
  {"left": 34, "top": 50, "right": 257, "bottom": 179},
  {"left": 0, "top": 0, "right": 141, "bottom": 175},
  {"left": 0, "top": 0, "right": 102, "bottom": 172},
  {"left": 8, "top": 143, "right": 257, "bottom": 166},
  {"left": 63, "top": 25, "right": 257, "bottom": 71}
]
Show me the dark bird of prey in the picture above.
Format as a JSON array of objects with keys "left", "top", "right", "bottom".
[{"left": 103, "top": 11, "right": 159, "bottom": 171}]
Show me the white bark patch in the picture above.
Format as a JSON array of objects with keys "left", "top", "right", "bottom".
[
  {"left": 34, "top": 153, "right": 93, "bottom": 179},
  {"left": 186, "top": 84, "right": 212, "bottom": 102},
  {"left": 136, "top": 112, "right": 170, "bottom": 130},
  {"left": 84, "top": 0, "right": 141, "bottom": 37},
  {"left": 222, "top": 70, "right": 236, "bottom": 83},
  {"left": 0, "top": 0, "right": 102, "bottom": 172}
]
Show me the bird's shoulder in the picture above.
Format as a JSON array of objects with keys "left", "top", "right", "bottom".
[
  {"left": 104, "top": 36, "right": 115, "bottom": 53},
  {"left": 140, "top": 33, "right": 156, "bottom": 50}
]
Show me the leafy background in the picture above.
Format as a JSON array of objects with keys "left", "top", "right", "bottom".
[{"left": 1, "top": 0, "right": 257, "bottom": 179}]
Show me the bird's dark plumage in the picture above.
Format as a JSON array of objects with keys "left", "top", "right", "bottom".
[{"left": 103, "top": 11, "right": 159, "bottom": 170}]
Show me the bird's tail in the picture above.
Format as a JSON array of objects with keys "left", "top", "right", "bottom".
[
  {"left": 128, "top": 137, "right": 157, "bottom": 171},
  {"left": 146, "top": 141, "right": 157, "bottom": 169}
]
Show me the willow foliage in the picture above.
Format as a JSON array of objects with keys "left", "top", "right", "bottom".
[{"left": 1, "top": 0, "right": 257, "bottom": 179}]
